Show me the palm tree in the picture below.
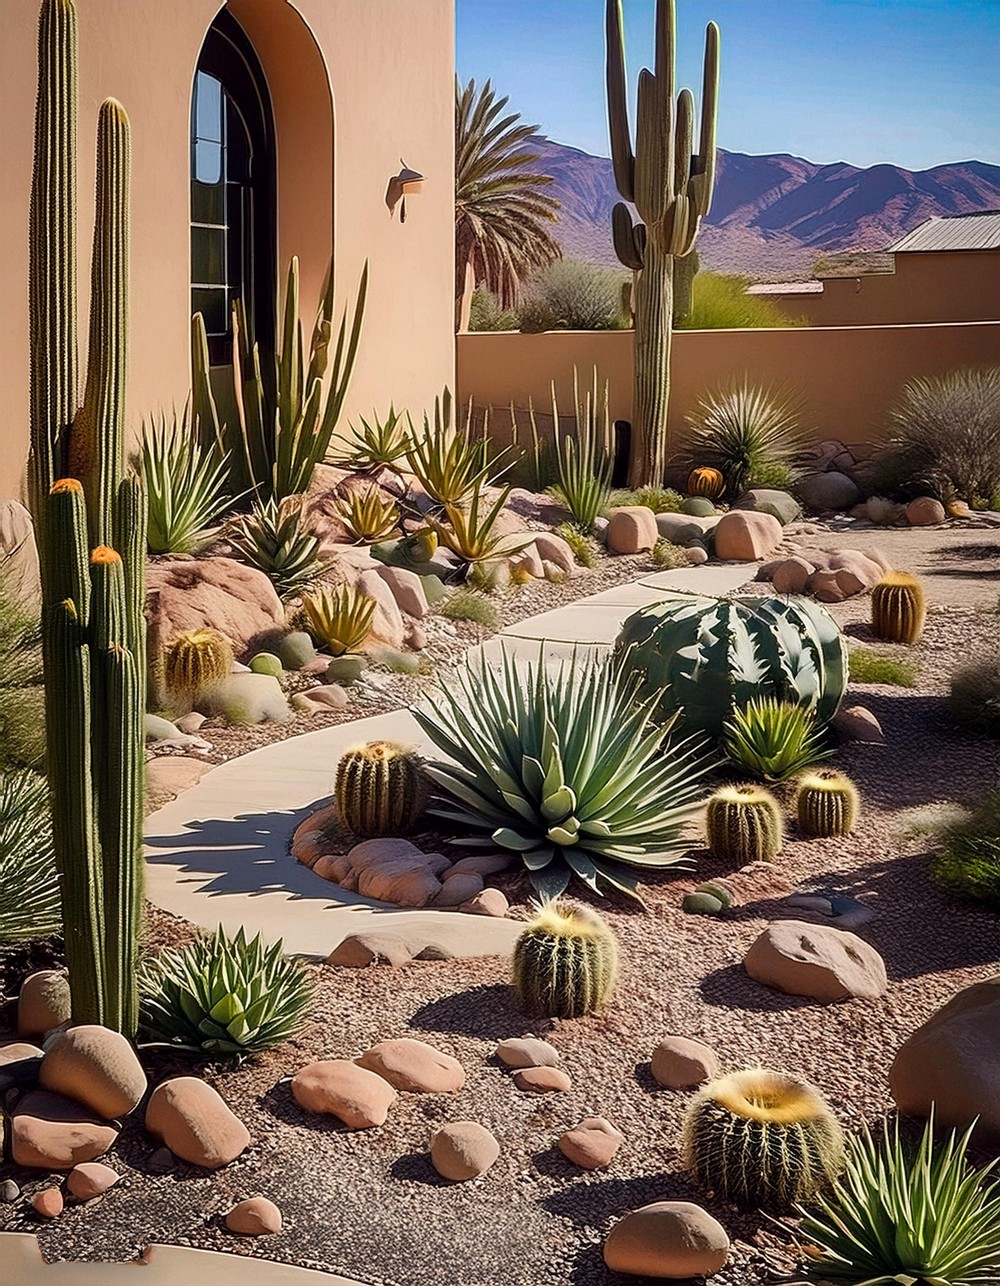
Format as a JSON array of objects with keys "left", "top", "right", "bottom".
[{"left": 455, "top": 78, "right": 562, "bottom": 331}]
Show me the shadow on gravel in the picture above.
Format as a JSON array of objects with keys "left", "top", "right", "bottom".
[
  {"left": 409, "top": 983, "right": 525, "bottom": 1038},
  {"left": 699, "top": 963, "right": 814, "bottom": 1012},
  {"left": 389, "top": 1151, "right": 449, "bottom": 1186}
]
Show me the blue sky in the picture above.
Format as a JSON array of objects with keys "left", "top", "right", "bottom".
[{"left": 456, "top": 0, "right": 1000, "bottom": 171}]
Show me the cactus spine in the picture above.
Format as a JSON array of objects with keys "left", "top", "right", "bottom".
[
  {"left": 706, "top": 784, "right": 783, "bottom": 863},
  {"left": 334, "top": 741, "right": 429, "bottom": 837},
  {"left": 606, "top": 0, "right": 720, "bottom": 486},
  {"left": 682, "top": 1069, "right": 844, "bottom": 1210},
  {"left": 27, "top": 0, "right": 145, "bottom": 1035},
  {"left": 512, "top": 899, "right": 619, "bottom": 1018},
  {"left": 871, "top": 572, "right": 925, "bottom": 645},
  {"left": 795, "top": 770, "right": 859, "bottom": 837},
  {"left": 164, "top": 629, "right": 234, "bottom": 708}
]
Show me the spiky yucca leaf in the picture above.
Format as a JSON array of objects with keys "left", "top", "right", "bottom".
[
  {"left": 724, "top": 696, "right": 830, "bottom": 781},
  {"left": 683, "top": 379, "right": 807, "bottom": 499},
  {"left": 302, "top": 583, "right": 376, "bottom": 656},
  {"left": 427, "top": 481, "right": 530, "bottom": 564},
  {"left": 230, "top": 497, "right": 328, "bottom": 597},
  {"left": 139, "top": 925, "right": 314, "bottom": 1059},
  {"left": 337, "top": 406, "right": 411, "bottom": 471},
  {"left": 413, "top": 647, "right": 715, "bottom": 902},
  {"left": 547, "top": 368, "right": 613, "bottom": 532},
  {"left": 335, "top": 486, "right": 400, "bottom": 544},
  {"left": 407, "top": 389, "right": 505, "bottom": 505},
  {"left": 141, "top": 409, "right": 230, "bottom": 554},
  {"left": 0, "top": 770, "right": 61, "bottom": 943},
  {"left": 793, "top": 1110, "right": 1000, "bottom": 1286}
]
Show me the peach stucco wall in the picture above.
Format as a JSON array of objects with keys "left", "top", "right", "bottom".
[
  {"left": 766, "top": 251, "right": 1000, "bottom": 327},
  {"left": 457, "top": 321, "right": 1000, "bottom": 456},
  {"left": 0, "top": 0, "right": 454, "bottom": 501}
]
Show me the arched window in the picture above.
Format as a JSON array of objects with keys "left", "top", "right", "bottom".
[{"left": 190, "top": 11, "right": 276, "bottom": 366}]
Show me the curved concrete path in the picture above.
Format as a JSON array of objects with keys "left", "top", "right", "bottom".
[{"left": 144, "top": 564, "right": 749, "bottom": 958}]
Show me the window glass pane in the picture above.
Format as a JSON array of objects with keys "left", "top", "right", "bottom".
[
  {"left": 191, "top": 177, "right": 224, "bottom": 225},
  {"left": 193, "top": 138, "right": 223, "bottom": 186},
  {"left": 192, "top": 226, "right": 226, "bottom": 286},
  {"left": 192, "top": 287, "right": 228, "bottom": 336},
  {"left": 194, "top": 72, "right": 223, "bottom": 143}
]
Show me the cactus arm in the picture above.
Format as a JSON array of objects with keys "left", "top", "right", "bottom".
[
  {"left": 634, "top": 68, "right": 669, "bottom": 227},
  {"left": 604, "top": 0, "right": 635, "bottom": 202},
  {"left": 612, "top": 202, "right": 644, "bottom": 271},
  {"left": 654, "top": 0, "right": 677, "bottom": 102},
  {"left": 28, "top": 0, "right": 78, "bottom": 520},
  {"left": 691, "top": 22, "right": 721, "bottom": 213}
]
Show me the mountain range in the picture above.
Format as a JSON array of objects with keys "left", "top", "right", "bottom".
[{"left": 530, "top": 137, "right": 1000, "bottom": 279}]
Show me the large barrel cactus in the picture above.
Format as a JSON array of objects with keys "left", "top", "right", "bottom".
[{"left": 615, "top": 595, "right": 847, "bottom": 737}]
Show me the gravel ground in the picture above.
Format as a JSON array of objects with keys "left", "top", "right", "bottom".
[{"left": 4, "top": 531, "right": 1000, "bottom": 1284}]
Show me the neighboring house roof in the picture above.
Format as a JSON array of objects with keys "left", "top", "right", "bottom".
[
  {"left": 888, "top": 210, "right": 1000, "bottom": 253},
  {"left": 746, "top": 281, "right": 823, "bottom": 295}
]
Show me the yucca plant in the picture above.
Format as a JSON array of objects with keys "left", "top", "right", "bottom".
[
  {"left": 229, "top": 497, "right": 328, "bottom": 597},
  {"left": 407, "top": 389, "right": 502, "bottom": 505},
  {"left": 724, "top": 696, "right": 830, "bottom": 781},
  {"left": 302, "top": 583, "right": 376, "bottom": 656},
  {"left": 427, "top": 482, "right": 530, "bottom": 566},
  {"left": 139, "top": 925, "right": 314, "bottom": 1060},
  {"left": 548, "top": 369, "right": 613, "bottom": 532},
  {"left": 792, "top": 1110, "right": 1000, "bottom": 1286},
  {"left": 413, "top": 648, "right": 714, "bottom": 902},
  {"left": 335, "top": 486, "right": 400, "bottom": 544},
  {"left": 0, "top": 552, "right": 45, "bottom": 772},
  {"left": 141, "top": 410, "right": 231, "bottom": 555},
  {"left": 683, "top": 379, "right": 807, "bottom": 500},
  {"left": 0, "top": 770, "right": 61, "bottom": 944},
  {"left": 337, "top": 406, "right": 412, "bottom": 472}
]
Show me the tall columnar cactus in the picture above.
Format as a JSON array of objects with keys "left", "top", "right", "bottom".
[
  {"left": 27, "top": 0, "right": 146, "bottom": 1035},
  {"left": 606, "top": 0, "right": 719, "bottom": 485}
]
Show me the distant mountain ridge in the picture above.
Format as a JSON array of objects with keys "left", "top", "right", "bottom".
[{"left": 530, "top": 137, "right": 1000, "bottom": 279}]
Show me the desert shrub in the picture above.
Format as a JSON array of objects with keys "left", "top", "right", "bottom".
[
  {"left": 407, "top": 389, "right": 498, "bottom": 506},
  {"left": 0, "top": 558, "right": 44, "bottom": 771},
  {"left": 651, "top": 539, "right": 689, "bottom": 569},
  {"left": 335, "top": 486, "right": 400, "bottom": 543},
  {"left": 519, "top": 259, "right": 629, "bottom": 332},
  {"left": 723, "top": 696, "right": 830, "bottom": 781},
  {"left": 427, "top": 482, "right": 528, "bottom": 565},
  {"left": 554, "top": 523, "right": 600, "bottom": 568},
  {"left": 745, "top": 460, "right": 794, "bottom": 491},
  {"left": 468, "top": 288, "right": 519, "bottom": 332},
  {"left": 336, "top": 407, "right": 412, "bottom": 471},
  {"left": 0, "top": 770, "right": 61, "bottom": 944},
  {"left": 871, "top": 367, "right": 1000, "bottom": 501},
  {"left": 682, "top": 379, "right": 808, "bottom": 499},
  {"left": 633, "top": 486, "right": 684, "bottom": 512},
  {"left": 677, "top": 272, "right": 806, "bottom": 330},
  {"left": 932, "top": 790, "right": 1000, "bottom": 910},
  {"left": 439, "top": 588, "right": 500, "bottom": 628},
  {"left": 848, "top": 647, "right": 918, "bottom": 687},
  {"left": 949, "top": 656, "right": 1000, "bottom": 734}
]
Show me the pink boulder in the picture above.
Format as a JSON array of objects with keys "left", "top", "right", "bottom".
[
  {"left": 291, "top": 1060, "right": 397, "bottom": 1128},
  {"left": 713, "top": 511, "right": 782, "bottom": 561},
  {"left": 145, "top": 1077, "right": 250, "bottom": 1169},
  {"left": 771, "top": 556, "right": 815, "bottom": 594},
  {"left": 607, "top": 506, "right": 658, "bottom": 554},
  {"left": 906, "top": 496, "right": 946, "bottom": 526},
  {"left": 146, "top": 558, "right": 284, "bottom": 657}
]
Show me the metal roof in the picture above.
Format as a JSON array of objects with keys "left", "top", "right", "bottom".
[
  {"left": 746, "top": 281, "right": 823, "bottom": 295},
  {"left": 889, "top": 210, "right": 1000, "bottom": 253}
]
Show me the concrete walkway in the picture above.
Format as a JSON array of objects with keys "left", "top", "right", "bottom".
[{"left": 144, "top": 563, "right": 749, "bottom": 959}]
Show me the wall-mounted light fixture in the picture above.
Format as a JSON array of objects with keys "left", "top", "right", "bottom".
[{"left": 385, "top": 160, "right": 425, "bottom": 223}]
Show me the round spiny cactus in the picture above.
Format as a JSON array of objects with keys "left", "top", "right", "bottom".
[
  {"left": 682, "top": 1068, "right": 844, "bottom": 1210},
  {"left": 688, "top": 466, "right": 725, "bottom": 499},
  {"left": 334, "top": 740, "right": 428, "bottom": 838},
  {"left": 871, "top": 572, "right": 925, "bottom": 645},
  {"left": 512, "top": 899, "right": 619, "bottom": 1018},
  {"left": 163, "top": 629, "right": 233, "bottom": 707},
  {"left": 706, "top": 784, "right": 783, "bottom": 863},
  {"left": 795, "top": 769, "right": 859, "bottom": 837}
]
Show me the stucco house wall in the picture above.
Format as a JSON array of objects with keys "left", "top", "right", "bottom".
[{"left": 0, "top": 0, "right": 455, "bottom": 501}]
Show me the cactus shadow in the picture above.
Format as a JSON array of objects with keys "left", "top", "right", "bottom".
[{"left": 409, "top": 983, "right": 526, "bottom": 1039}]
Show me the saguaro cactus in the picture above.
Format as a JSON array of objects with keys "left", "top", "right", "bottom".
[
  {"left": 27, "top": 0, "right": 146, "bottom": 1035},
  {"left": 606, "top": 0, "right": 720, "bottom": 485}
]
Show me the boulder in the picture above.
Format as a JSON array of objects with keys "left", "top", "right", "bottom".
[
  {"left": 357, "top": 1038, "right": 465, "bottom": 1093},
  {"left": 744, "top": 920, "right": 888, "bottom": 1002},
  {"left": 18, "top": 971, "right": 71, "bottom": 1038},
  {"left": 431, "top": 872, "right": 485, "bottom": 907},
  {"left": 655, "top": 513, "right": 718, "bottom": 545},
  {"left": 326, "top": 934, "right": 418, "bottom": 968},
  {"left": 797, "top": 471, "right": 861, "bottom": 512},
  {"left": 513, "top": 1066, "right": 571, "bottom": 1094},
  {"left": 357, "top": 569, "right": 407, "bottom": 650},
  {"left": 511, "top": 543, "right": 545, "bottom": 580},
  {"left": 734, "top": 489, "right": 801, "bottom": 526},
  {"left": 448, "top": 853, "right": 513, "bottom": 877},
  {"left": 40, "top": 1025, "right": 147, "bottom": 1119},
  {"left": 558, "top": 1117, "right": 624, "bottom": 1170},
  {"left": 32, "top": 1188, "right": 64, "bottom": 1219},
  {"left": 226, "top": 1197, "right": 282, "bottom": 1236},
  {"left": 0, "top": 1180, "right": 19, "bottom": 1202},
  {"left": 310, "top": 836, "right": 445, "bottom": 908},
  {"left": 651, "top": 1036, "right": 720, "bottom": 1089},
  {"left": 291, "top": 1059, "right": 397, "bottom": 1128},
  {"left": 277, "top": 631, "right": 316, "bottom": 670},
  {"left": 906, "top": 496, "right": 947, "bottom": 526},
  {"left": 375, "top": 565, "right": 430, "bottom": 619},
  {"left": 771, "top": 556, "right": 815, "bottom": 594},
  {"left": 533, "top": 531, "right": 577, "bottom": 575},
  {"left": 889, "top": 978, "right": 1000, "bottom": 1138},
  {"left": 808, "top": 550, "right": 885, "bottom": 601},
  {"left": 0, "top": 1041, "right": 44, "bottom": 1091},
  {"left": 713, "top": 511, "right": 782, "bottom": 561},
  {"left": 833, "top": 704, "right": 884, "bottom": 743},
  {"left": 430, "top": 1121, "right": 500, "bottom": 1181},
  {"left": 146, "top": 558, "right": 283, "bottom": 657},
  {"left": 685, "top": 545, "right": 709, "bottom": 565},
  {"left": 459, "top": 888, "right": 510, "bottom": 918},
  {"left": 604, "top": 1201, "right": 730, "bottom": 1278},
  {"left": 145, "top": 1077, "right": 250, "bottom": 1168},
  {"left": 12, "top": 1091, "right": 118, "bottom": 1169},
  {"left": 0, "top": 500, "right": 40, "bottom": 602},
  {"left": 326, "top": 654, "right": 366, "bottom": 685},
  {"left": 67, "top": 1162, "right": 120, "bottom": 1201},
  {"left": 291, "top": 684, "right": 349, "bottom": 715},
  {"left": 495, "top": 1037, "right": 560, "bottom": 1069},
  {"left": 214, "top": 672, "right": 291, "bottom": 725},
  {"left": 607, "top": 506, "right": 658, "bottom": 554}
]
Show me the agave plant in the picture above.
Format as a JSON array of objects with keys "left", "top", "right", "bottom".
[
  {"left": 302, "top": 583, "right": 376, "bottom": 656},
  {"left": 682, "top": 379, "right": 806, "bottom": 500},
  {"left": 141, "top": 409, "right": 231, "bottom": 554},
  {"left": 335, "top": 486, "right": 400, "bottom": 544},
  {"left": 426, "top": 482, "right": 530, "bottom": 565},
  {"left": 139, "top": 925, "right": 314, "bottom": 1060},
  {"left": 413, "top": 648, "right": 714, "bottom": 901},
  {"left": 229, "top": 497, "right": 328, "bottom": 597},
  {"left": 792, "top": 1111, "right": 1000, "bottom": 1286},
  {"left": 723, "top": 696, "right": 830, "bottom": 781},
  {"left": 336, "top": 406, "right": 412, "bottom": 472},
  {"left": 407, "top": 389, "right": 502, "bottom": 505},
  {"left": 0, "top": 770, "right": 61, "bottom": 944}
]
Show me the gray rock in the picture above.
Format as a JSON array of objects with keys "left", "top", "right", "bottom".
[
  {"left": 655, "top": 513, "right": 716, "bottom": 546},
  {"left": 796, "top": 471, "right": 861, "bottom": 513},
  {"left": 0, "top": 1179, "right": 20, "bottom": 1202},
  {"left": 734, "top": 488, "right": 802, "bottom": 526}
]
